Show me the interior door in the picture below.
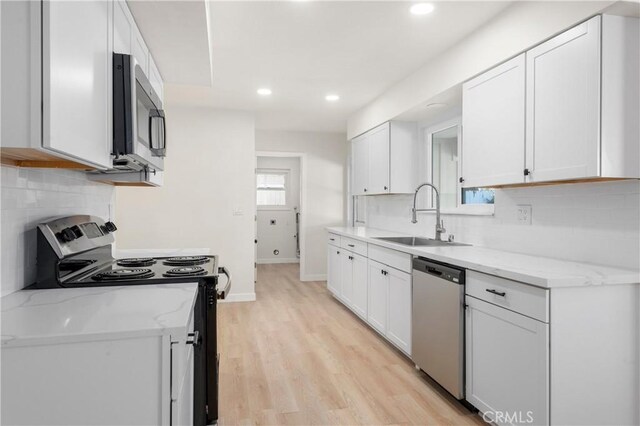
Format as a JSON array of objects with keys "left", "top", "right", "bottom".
[
  {"left": 462, "top": 54, "right": 526, "bottom": 187},
  {"left": 525, "top": 16, "right": 601, "bottom": 182}
]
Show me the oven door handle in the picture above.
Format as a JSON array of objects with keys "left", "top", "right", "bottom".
[{"left": 217, "top": 267, "right": 232, "bottom": 299}]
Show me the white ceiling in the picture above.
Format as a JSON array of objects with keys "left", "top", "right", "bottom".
[
  {"left": 128, "top": 0, "right": 213, "bottom": 86},
  {"left": 143, "top": 1, "right": 514, "bottom": 133}
]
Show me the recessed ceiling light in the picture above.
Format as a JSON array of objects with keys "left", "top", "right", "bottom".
[
  {"left": 410, "top": 3, "right": 434, "bottom": 15},
  {"left": 325, "top": 94, "right": 340, "bottom": 102},
  {"left": 257, "top": 88, "right": 272, "bottom": 96}
]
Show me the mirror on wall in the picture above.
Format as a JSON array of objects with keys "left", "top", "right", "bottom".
[{"left": 431, "top": 125, "right": 459, "bottom": 210}]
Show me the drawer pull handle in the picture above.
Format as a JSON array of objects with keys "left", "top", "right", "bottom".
[
  {"left": 486, "top": 289, "right": 506, "bottom": 297},
  {"left": 348, "top": 244, "right": 355, "bottom": 248},
  {"left": 187, "top": 331, "right": 200, "bottom": 346},
  {"left": 330, "top": 238, "right": 335, "bottom": 241}
]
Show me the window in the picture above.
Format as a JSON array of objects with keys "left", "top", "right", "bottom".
[
  {"left": 256, "top": 170, "right": 287, "bottom": 207},
  {"left": 426, "top": 118, "right": 495, "bottom": 214}
]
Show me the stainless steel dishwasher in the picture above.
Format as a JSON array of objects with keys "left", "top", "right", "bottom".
[{"left": 412, "top": 257, "right": 465, "bottom": 399}]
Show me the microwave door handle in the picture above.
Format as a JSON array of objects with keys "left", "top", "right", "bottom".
[{"left": 160, "top": 112, "right": 166, "bottom": 152}]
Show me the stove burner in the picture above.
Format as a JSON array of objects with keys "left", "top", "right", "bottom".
[
  {"left": 163, "top": 256, "right": 210, "bottom": 266},
  {"left": 92, "top": 268, "right": 154, "bottom": 281},
  {"left": 163, "top": 266, "right": 207, "bottom": 278},
  {"left": 117, "top": 257, "right": 156, "bottom": 267}
]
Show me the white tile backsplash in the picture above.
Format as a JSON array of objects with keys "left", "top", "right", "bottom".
[
  {"left": 0, "top": 165, "right": 114, "bottom": 296},
  {"left": 366, "top": 180, "right": 640, "bottom": 270}
]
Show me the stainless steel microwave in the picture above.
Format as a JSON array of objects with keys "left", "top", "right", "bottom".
[{"left": 113, "top": 53, "right": 166, "bottom": 171}]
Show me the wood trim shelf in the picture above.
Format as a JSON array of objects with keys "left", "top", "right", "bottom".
[{"left": 0, "top": 148, "right": 96, "bottom": 170}]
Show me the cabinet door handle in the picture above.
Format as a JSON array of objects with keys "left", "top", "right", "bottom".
[
  {"left": 524, "top": 168, "right": 531, "bottom": 176},
  {"left": 459, "top": 177, "right": 465, "bottom": 183},
  {"left": 348, "top": 244, "right": 355, "bottom": 248},
  {"left": 329, "top": 238, "right": 335, "bottom": 241},
  {"left": 384, "top": 186, "right": 388, "bottom": 190},
  {"left": 349, "top": 256, "right": 354, "bottom": 260},
  {"left": 364, "top": 188, "right": 368, "bottom": 192},
  {"left": 485, "top": 289, "right": 506, "bottom": 297},
  {"left": 337, "top": 250, "right": 340, "bottom": 254}
]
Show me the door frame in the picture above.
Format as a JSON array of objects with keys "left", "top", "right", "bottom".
[{"left": 255, "top": 151, "right": 308, "bottom": 282}]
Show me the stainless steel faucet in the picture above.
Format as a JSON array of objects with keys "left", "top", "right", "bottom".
[{"left": 411, "top": 182, "right": 446, "bottom": 241}]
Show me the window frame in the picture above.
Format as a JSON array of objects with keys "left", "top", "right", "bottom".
[
  {"left": 423, "top": 117, "right": 495, "bottom": 216},
  {"left": 256, "top": 168, "right": 291, "bottom": 211}
]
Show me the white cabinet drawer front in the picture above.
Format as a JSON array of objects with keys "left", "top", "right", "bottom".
[
  {"left": 368, "top": 244, "right": 412, "bottom": 273},
  {"left": 466, "top": 271, "right": 549, "bottom": 322},
  {"left": 341, "top": 237, "right": 367, "bottom": 256},
  {"left": 327, "top": 233, "right": 341, "bottom": 247}
]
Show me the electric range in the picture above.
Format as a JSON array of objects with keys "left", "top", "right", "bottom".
[{"left": 33, "top": 215, "right": 229, "bottom": 425}]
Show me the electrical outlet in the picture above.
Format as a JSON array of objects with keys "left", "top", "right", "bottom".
[{"left": 516, "top": 204, "right": 532, "bottom": 225}]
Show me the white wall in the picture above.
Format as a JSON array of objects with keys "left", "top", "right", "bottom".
[
  {"left": 115, "top": 106, "right": 256, "bottom": 302},
  {"left": 256, "top": 130, "right": 347, "bottom": 280},
  {"left": 347, "top": 1, "right": 613, "bottom": 138},
  {"left": 256, "top": 156, "right": 300, "bottom": 263},
  {"left": 0, "top": 166, "right": 114, "bottom": 296},
  {"left": 364, "top": 180, "right": 640, "bottom": 271}
]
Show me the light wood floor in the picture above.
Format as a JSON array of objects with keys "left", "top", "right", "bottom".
[{"left": 218, "top": 263, "right": 484, "bottom": 425}]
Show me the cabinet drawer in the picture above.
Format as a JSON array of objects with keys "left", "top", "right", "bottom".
[
  {"left": 327, "top": 233, "right": 341, "bottom": 247},
  {"left": 368, "top": 244, "right": 412, "bottom": 273},
  {"left": 341, "top": 237, "right": 367, "bottom": 256},
  {"left": 466, "top": 271, "right": 549, "bottom": 323}
]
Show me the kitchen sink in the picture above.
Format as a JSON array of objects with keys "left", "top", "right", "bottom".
[{"left": 374, "top": 236, "right": 470, "bottom": 247}]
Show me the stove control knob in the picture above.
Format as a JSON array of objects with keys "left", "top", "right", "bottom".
[
  {"left": 104, "top": 221, "right": 117, "bottom": 233},
  {"left": 58, "top": 227, "right": 78, "bottom": 243}
]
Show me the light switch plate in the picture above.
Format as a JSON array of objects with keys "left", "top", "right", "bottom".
[{"left": 516, "top": 204, "right": 532, "bottom": 225}]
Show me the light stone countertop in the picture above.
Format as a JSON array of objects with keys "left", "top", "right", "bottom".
[
  {"left": 1, "top": 283, "right": 198, "bottom": 348},
  {"left": 328, "top": 226, "right": 640, "bottom": 289}
]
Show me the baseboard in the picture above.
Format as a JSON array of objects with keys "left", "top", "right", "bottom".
[
  {"left": 220, "top": 292, "right": 256, "bottom": 303},
  {"left": 301, "top": 274, "right": 327, "bottom": 282},
  {"left": 257, "top": 258, "right": 300, "bottom": 264}
]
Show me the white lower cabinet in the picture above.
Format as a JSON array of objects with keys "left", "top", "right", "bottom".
[
  {"left": 327, "top": 235, "right": 413, "bottom": 356},
  {"left": 386, "top": 267, "right": 412, "bottom": 355},
  {"left": 466, "top": 295, "right": 549, "bottom": 426},
  {"left": 327, "top": 244, "right": 342, "bottom": 297},
  {"left": 367, "top": 260, "right": 389, "bottom": 334},
  {"left": 340, "top": 251, "right": 354, "bottom": 306},
  {"left": 351, "top": 254, "right": 368, "bottom": 319}
]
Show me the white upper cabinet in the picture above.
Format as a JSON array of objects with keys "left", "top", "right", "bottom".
[
  {"left": 113, "top": 0, "right": 132, "bottom": 55},
  {"left": 44, "top": 0, "right": 113, "bottom": 169},
  {"left": 461, "top": 15, "right": 639, "bottom": 186},
  {"left": 367, "top": 124, "right": 391, "bottom": 194},
  {"left": 525, "top": 17, "right": 601, "bottom": 183},
  {"left": 352, "top": 135, "right": 369, "bottom": 195},
  {"left": 351, "top": 121, "right": 418, "bottom": 195},
  {"left": 462, "top": 54, "right": 526, "bottom": 187},
  {"left": 1, "top": 0, "right": 112, "bottom": 169}
]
